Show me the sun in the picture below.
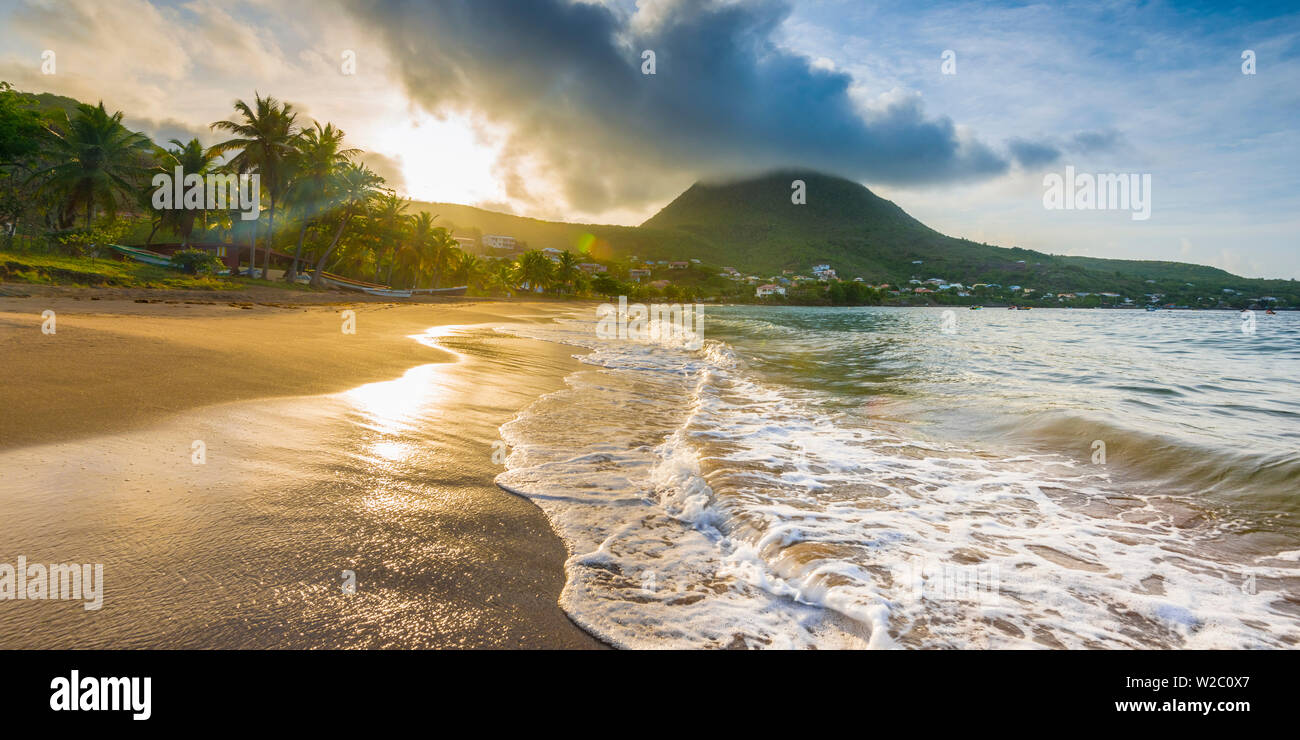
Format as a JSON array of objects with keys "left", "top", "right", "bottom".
[{"left": 370, "top": 110, "right": 506, "bottom": 206}]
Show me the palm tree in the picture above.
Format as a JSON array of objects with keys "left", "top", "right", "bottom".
[
  {"left": 283, "top": 122, "right": 358, "bottom": 281},
  {"left": 514, "top": 250, "right": 554, "bottom": 293},
  {"left": 309, "top": 163, "right": 384, "bottom": 287},
  {"left": 423, "top": 227, "right": 461, "bottom": 289},
  {"left": 555, "top": 250, "right": 580, "bottom": 293},
  {"left": 34, "top": 102, "right": 151, "bottom": 229},
  {"left": 209, "top": 93, "right": 298, "bottom": 279},
  {"left": 450, "top": 251, "right": 482, "bottom": 289},
  {"left": 370, "top": 191, "right": 409, "bottom": 284},
  {"left": 486, "top": 261, "right": 516, "bottom": 296},
  {"left": 157, "top": 138, "right": 220, "bottom": 245},
  {"left": 399, "top": 211, "right": 437, "bottom": 288}
]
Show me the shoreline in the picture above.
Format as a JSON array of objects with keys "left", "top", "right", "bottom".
[
  {"left": 0, "top": 293, "right": 608, "bottom": 648},
  {"left": 0, "top": 290, "right": 578, "bottom": 450}
]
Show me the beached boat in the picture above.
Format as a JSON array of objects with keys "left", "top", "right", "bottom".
[
  {"left": 411, "top": 286, "right": 469, "bottom": 296},
  {"left": 315, "top": 272, "right": 413, "bottom": 296},
  {"left": 969, "top": 305, "right": 982, "bottom": 310},
  {"left": 109, "top": 243, "right": 175, "bottom": 267}
]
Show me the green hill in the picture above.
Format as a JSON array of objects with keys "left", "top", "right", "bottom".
[
  {"left": 638, "top": 170, "right": 1297, "bottom": 302},
  {"left": 421, "top": 170, "right": 1296, "bottom": 303},
  {"left": 406, "top": 200, "right": 711, "bottom": 263}
]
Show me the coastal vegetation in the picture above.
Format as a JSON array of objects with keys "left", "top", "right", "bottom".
[
  {"left": 1, "top": 83, "right": 1295, "bottom": 307},
  {"left": 0, "top": 84, "right": 615, "bottom": 298}
]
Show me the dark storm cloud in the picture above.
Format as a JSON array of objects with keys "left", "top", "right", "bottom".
[
  {"left": 1068, "top": 129, "right": 1125, "bottom": 154},
  {"left": 345, "top": 0, "right": 1012, "bottom": 212},
  {"left": 1007, "top": 137, "right": 1061, "bottom": 168}
]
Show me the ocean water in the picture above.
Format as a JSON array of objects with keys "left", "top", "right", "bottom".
[{"left": 497, "top": 306, "right": 1300, "bottom": 649}]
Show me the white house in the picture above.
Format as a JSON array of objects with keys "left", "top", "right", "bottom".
[
  {"left": 482, "top": 234, "right": 517, "bottom": 252},
  {"left": 756, "top": 284, "right": 786, "bottom": 297}
]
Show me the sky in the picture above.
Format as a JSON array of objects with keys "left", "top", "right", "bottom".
[{"left": 0, "top": 0, "right": 1297, "bottom": 278}]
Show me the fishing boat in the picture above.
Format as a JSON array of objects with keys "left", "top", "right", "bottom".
[
  {"left": 1016, "top": 305, "right": 1032, "bottom": 310},
  {"left": 969, "top": 305, "right": 982, "bottom": 310},
  {"left": 109, "top": 244, "right": 175, "bottom": 267},
  {"left": 411, "top": 286, "right": 469, "bottom": 297},
  {"left": 316, "top": 272, "right": 412, "bottom": 296},
  {"left": 1146, "top": 305, "right": 1159, "bottom": 311}
]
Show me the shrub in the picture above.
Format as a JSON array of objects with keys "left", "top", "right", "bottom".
[{"left": 170, "top": 248, "right": 223, "bottom": 275}]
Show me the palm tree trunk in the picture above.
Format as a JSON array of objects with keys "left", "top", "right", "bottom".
[
  {"left": 247, "top": 225, "right": 256, "bottom": 278},
  {"left": 285, "top": 220, "right": 309, "bottom": 282},
  {"left": 262, "top": 199, "right": 275, "bottom": 280},
  {"left": 310, "top": 208, "right": 352, "bottom": 288}
]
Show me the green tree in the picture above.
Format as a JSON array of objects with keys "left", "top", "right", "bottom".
[
  {"left": 309, "top": 163, "right": 384, "bottom": 287},
  {"left": 33, "top": 102, "right": 151, "bottom": 229},
  {"left": 554, "top": 250, "right": 580, "bottom": 293},
  {"left": 210, "top": 94, "right": 299, "bottom": 278},
  {"left": 156, "top": 138, "right": 221, "bottom": 245},
  {"left": 283, "top": 121, "right": 358, "bottom": 281},
  {"left": 370, "top": 190, "right": 408, "bottom": 284},
  {"left": 514, "top": 249, "right": 555, "bottom": 293}
]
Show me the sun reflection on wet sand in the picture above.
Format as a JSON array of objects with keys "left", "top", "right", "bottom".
[{"left": 340, "top": 326, "right": 466, "bottom": 437}]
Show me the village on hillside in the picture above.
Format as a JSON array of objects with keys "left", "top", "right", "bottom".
[{"left": 452, "top": 232, "right": 1292, "bottom": 310}]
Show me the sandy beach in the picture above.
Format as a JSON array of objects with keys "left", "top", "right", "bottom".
[{"left": 0, "top": 287, "right": 606, "bottom": 648}]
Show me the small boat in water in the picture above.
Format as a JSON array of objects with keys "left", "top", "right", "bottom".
[
  {"left": 969, "top": 305, "right": 982, "bottom": 310},
  {"left": 1016, "top": 305, "right": 1031, "bottom": 310}
]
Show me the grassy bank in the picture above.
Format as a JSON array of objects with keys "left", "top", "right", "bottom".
[{"left": 0, "top": 250, "right": 310, "bottom": 292}]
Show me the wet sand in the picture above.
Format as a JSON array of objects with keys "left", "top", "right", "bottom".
[{"left": 0, "top": 289, "right": 606, "bottom": 648}]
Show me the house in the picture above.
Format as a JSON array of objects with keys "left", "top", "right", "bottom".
[
  {"left": 1008, "top": 285, "right": 1021, "bottom": 292},
  {"left": 452, "top": 235, "right": 476, "bottom": 251},
  {"left": 913, "top": 287, "right": 934, "bottom": 294},
  {"left": 482, "top": 234, "right": 517, "bottom": 252},
  {"left": 689, "top": 259, "right": 701, "bottom": 264},
  {"left": 911, "top": 260, "right": 924, "bottom": 265},
  {"left": 756, "top": 284, "right": 786, "bottom": 297},
  {"left": 578, "top": 263, "right": 607, "bottom": 274},
  {"left": 669, "top": 261, "right": 689, "bottom": 269},
  {"left": 649, "top": 279, "right": 671, "bottom": 289},
  {"left": 628, "top": 269, "right": 652, "bottom": 282}
]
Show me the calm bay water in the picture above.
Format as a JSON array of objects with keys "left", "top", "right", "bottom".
[{"left": 498, "top": 306, "right": 1300, "bottom": 648}]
